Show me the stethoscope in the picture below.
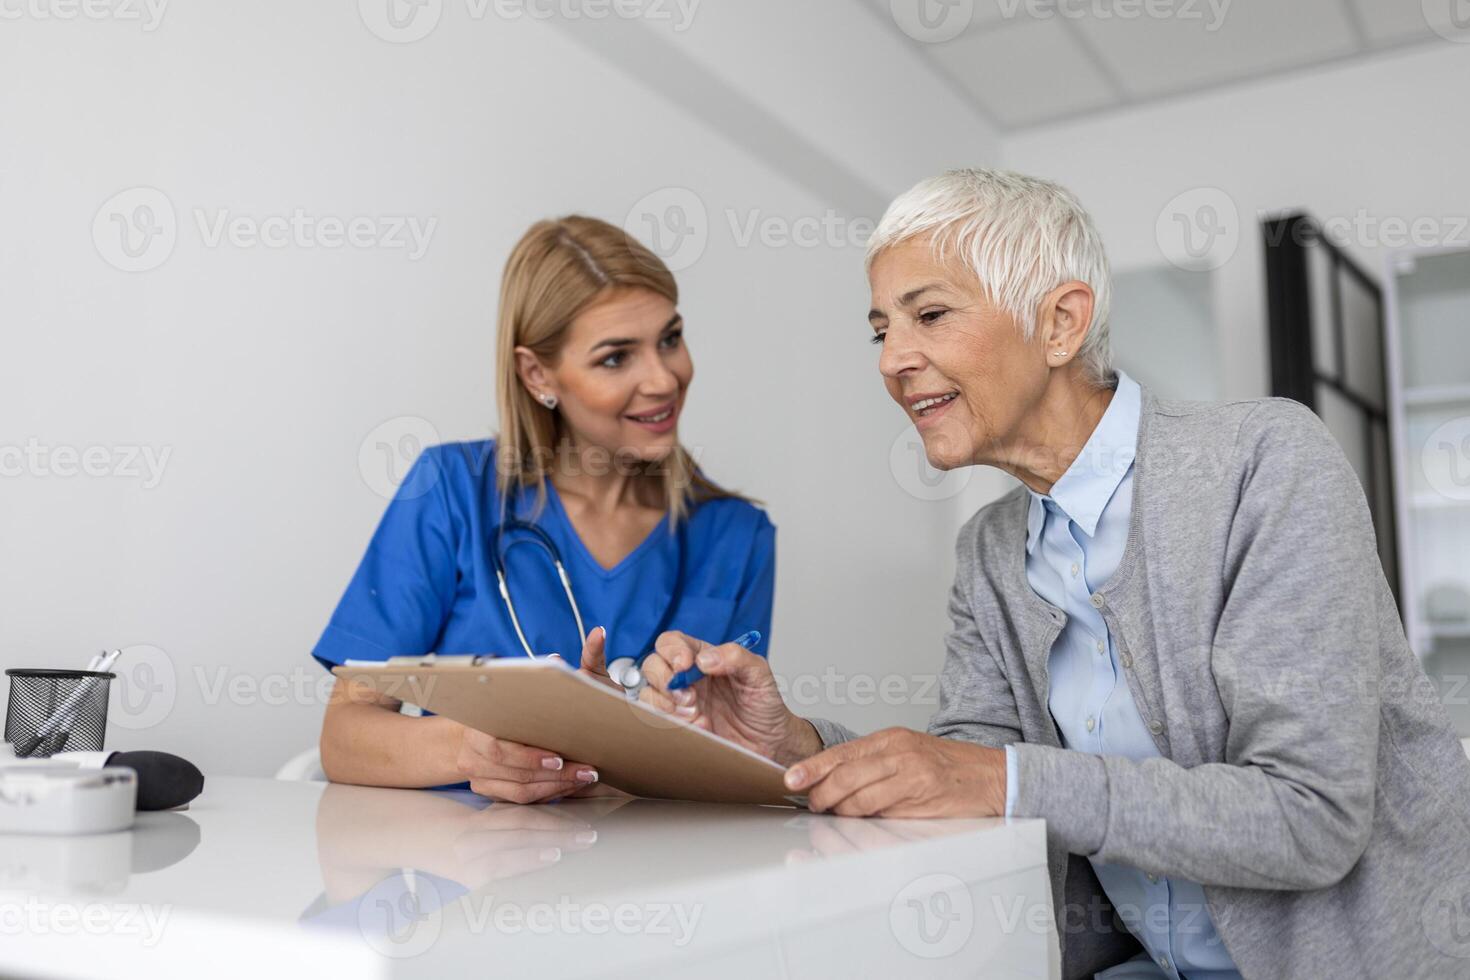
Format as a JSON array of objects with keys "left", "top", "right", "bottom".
[
  {"left": 489, "top": 502, "right": 685, "bottom": 697},
  {"left": 490, "top": 518, "right": 588, "bottom": 662}
]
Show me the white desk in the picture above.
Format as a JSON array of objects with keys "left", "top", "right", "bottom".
[{"left": 0, "top": 777, "right": 1059, "bottom": 979}]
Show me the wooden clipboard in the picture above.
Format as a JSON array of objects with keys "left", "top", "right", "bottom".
[{"left": 332, "top": 658, "right": 803, "bottom": 808}]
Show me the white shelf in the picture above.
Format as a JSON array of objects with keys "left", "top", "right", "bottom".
[
  {"left": 1386, "top": 246, "right": 1470, "bottom": 666},
  {"left": 1410, "top": 493, "right": 1470, "bottom": 510},
  {"left": 1404, "top": 383, "right": 1470, "bottom": 407}
]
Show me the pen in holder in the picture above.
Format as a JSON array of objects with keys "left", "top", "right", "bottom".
[{"left": 5, "top": 668, "right": 116, "bottom": 759}]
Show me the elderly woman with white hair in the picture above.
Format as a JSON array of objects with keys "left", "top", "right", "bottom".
[{"left": 638, "top": 170, "right": 1470, "bottom": 978}]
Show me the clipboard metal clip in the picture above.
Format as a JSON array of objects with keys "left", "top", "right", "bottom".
[{"left": 382, "top": 654, "right": 488, "bottom": 668}]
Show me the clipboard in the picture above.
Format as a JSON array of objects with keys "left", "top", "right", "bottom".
[{"left": 332, "top": 657, "right": 803, "bottom": 808}]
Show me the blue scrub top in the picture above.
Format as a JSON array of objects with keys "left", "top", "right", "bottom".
[{"left": 312, "top": 441, "right": 775, "bottom": 671}]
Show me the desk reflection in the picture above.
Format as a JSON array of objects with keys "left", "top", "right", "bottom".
[
  {"left": 0, "top": 811, "right": 201, "bottom": 896},
  {"left": 306, "top": 781, "right": 1006, "bottom": 926}
]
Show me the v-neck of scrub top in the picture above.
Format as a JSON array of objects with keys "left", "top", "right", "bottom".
[{"left": 544, "top": 479, "right": 671, "bottom": 579}]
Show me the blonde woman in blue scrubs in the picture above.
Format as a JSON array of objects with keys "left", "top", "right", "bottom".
[{"left": 313, "top": 215, "right": 775, "bottom": 803}]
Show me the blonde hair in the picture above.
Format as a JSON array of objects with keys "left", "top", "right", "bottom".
[{"left": 494, "top": 215, "right": 733, "bottom": 523}]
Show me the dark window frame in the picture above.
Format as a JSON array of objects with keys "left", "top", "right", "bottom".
[{"left": 1263, "top": 212, "right": 1401, "bottom": 607}]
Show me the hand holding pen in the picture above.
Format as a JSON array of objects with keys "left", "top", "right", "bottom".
[
  {"left": 633, "top": 631, "right": 823, "bottom": 767},
  {"left": 667, "top": 630, "right": 760, "bottom": 692}
]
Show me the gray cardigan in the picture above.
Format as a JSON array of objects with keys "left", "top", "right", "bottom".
[{"left": 812, "top": 391, "right": 1470, "bottom": 979}]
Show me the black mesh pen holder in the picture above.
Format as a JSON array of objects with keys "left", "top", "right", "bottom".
[{"left": 5, "top": 669, "right": 115, "bottom": 759}]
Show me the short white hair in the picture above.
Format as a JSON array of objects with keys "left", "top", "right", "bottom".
[{"left": 866, "top": 169, "right": 1114, "bottom": 387}]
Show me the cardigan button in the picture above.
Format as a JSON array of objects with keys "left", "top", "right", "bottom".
[
  {"left": 1090, "top": 593, "right": 1105, "bottom": 609},
  {"left": 1148, "top": 720, "right": 1163, "bottom": 734},
  {"left": 1120, "top": 653, "right": 1133, "bottom": 669}
]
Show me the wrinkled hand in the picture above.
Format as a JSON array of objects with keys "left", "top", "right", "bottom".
[
  {"left": 637, "top": 631, "right": 821, "bottom": 767},
  {"left": 783, "top": 727, "right": 1007, "bottom": 818}
]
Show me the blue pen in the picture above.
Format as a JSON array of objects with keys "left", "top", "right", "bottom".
[{"left": 666, "top": 630, "right": 761, "bottom": 692}]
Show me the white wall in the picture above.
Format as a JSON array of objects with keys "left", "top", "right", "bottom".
[
  {"left": 0, "top": 1, "right": 1001, "bottom": 774},
  {"left": 1109, "top": 266, "right": 1219, "bottom": 402},
  {"left": 1004, "top": 40, "right": 1470, "bottom": 402}
]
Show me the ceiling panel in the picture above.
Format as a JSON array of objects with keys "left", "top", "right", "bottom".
[
  {"left": 928, "top": 18, "right": 1121, "bottom": 127},
  {"left": 872, "top": 0, "right": 1460, "bottom": 131},
  {"left": 1059, "top": 0, "right": 1360, "bottom": 97}
]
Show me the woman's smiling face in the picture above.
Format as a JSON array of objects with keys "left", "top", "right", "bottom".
[
  {"left": 524, "top": 286, "right": 692, "bottom": 463},
  {"left": 867, "top": 236, "right": 1049, "bottom": 471}
]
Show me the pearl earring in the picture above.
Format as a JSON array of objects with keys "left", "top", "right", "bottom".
[
  {"left": 1053, "top": 351, "right": 1068, "bottom": 358},
  {"left": 539, "top": 393, "right": 558, "bottom": 409}
]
